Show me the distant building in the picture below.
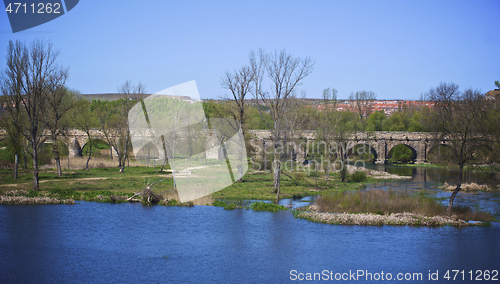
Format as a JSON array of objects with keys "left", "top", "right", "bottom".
[{"left": 310, "top": 100, "right": 434, "bottom": 116}]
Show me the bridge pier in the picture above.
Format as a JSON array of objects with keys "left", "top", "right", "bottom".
[
  {"left": 414, "top": 139, "right": 427, "bottom": 164},
  {"left": 68, "top": 138, "right": 82, "bottom": 157}
]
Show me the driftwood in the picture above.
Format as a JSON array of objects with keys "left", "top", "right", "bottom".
[
  {"left": 126, "top": 179, "right": 165, "bottom": 203},
  {"left": 126, "top": 191, "right": 142, "bottom": 201}
]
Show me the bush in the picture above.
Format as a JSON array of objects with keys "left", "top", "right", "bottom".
[
  {"left": 211, "top": 200, "right": 226, "bottom": 207},
  {"left": 248, "top": 202, "right": 288, "bottom": 212},
  {"left": 165, "top": 199, "right": 179, "bottom": 206},
  {"left": 350, "top": 170, "right": 367, "bottom": 182},
  {"left": 223, "top": 203, "right": 237, "bottom": 210},
  {"left": 211, "top": 200, "right": 238, "bottom": 209}
]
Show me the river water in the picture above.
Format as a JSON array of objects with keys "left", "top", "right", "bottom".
[{"left": 1, "top": 166, "right": 499, "bottom": 283}]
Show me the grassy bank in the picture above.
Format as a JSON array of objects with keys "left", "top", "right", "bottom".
[{"left": 0, "top": 165, "right": 376, "bottom": 205}]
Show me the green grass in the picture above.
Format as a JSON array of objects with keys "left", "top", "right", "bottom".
[
  {"left": 212, "top": 170, "right": 367, "bottom": 201},
  {"left": 0, "top": 166, "right": 173, "bottom": 198}
]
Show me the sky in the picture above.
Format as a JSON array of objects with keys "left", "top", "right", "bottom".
[{"left": 0, "top": 0, "right": 499, "bottom": 100}]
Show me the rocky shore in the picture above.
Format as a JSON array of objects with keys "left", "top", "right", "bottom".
[
  {"left": 341, "top": 165, "right": 413, "bottom": 180},
  {"left": 297, "top": 210, "right": 482, "bottom": 226},
  {"left": 439, "top": 182, "right": 496, "bottom": 192},
  {"left": 0, "top": 190, "right": 75, "bottom": 205}
]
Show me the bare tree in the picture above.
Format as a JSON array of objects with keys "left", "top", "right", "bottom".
[
  {"left": 217, "top": 65, "right": 256, "bottom": 180},
  {"left": 348, "top": 90, "right": 376, "bottom": 126},
  {"left": 1, "top": 40, "right": 68, "bottom": 190},
  {"left": 221, "top": 64, "right": 255, "bottom": 138},
  {"left": 72, "top": 96, "right": 98, "bottom": 170},
  {"left": 426, "top": 82, "right": 490, "bottom": 211},
  {"left": 251, "top": 49, "right": 314, "bottom": 200},
  {"left": 0, "top": 41, "right": 26, "bottom": 179},
  {"left": 282, "top": 90, "right": 306, "bottom": 173},
  {"left": 95, "top": 81, "right": 145, "bottom": 173},
  {"left": 45, "top": 86, "right": 74, "bottom": 176},
  {"left": 116, "top": 81, "right": 145, "bottom": 173},
  {"left": 317, "top": 88, "right": 338, "bottom": 186}
]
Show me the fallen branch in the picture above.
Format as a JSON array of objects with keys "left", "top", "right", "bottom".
[
  {"left": 126, "top": 191, "right": 142, "bottom": 201},
  {"left": 280, "top": 170, "right": 293, "bottom": 179}
]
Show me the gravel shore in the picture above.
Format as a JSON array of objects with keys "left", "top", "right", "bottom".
[
  {"left": 297, "top": 211, "right": 482, "bottom": 226},
  {"left": 0, "top": 190, "right": 75, "bottom": 205}
]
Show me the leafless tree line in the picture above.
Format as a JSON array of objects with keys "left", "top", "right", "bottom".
[{"left": 1, "top": 39, "right": 69, "bottom": 190}]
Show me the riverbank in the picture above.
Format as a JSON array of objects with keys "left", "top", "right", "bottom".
[{"left": 1, "top": 165, "right": 411, "bottom": 203}]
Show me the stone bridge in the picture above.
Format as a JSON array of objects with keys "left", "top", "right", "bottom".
[
  {"left": 248, "top": 130, "right": 447, "bottom": 164},
  {"left": 0, "top": 128, "right": 121, "bottom": 157},
  {"left": 0, "top": 128, "right": 447, "bottom": 163}
]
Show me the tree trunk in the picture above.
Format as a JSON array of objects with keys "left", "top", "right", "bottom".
[
  {"left": 340, "top": 143, "right": 347, "bottom": 182},
  {"left": 315, "top": 161, "right": 318, "bottom": 189},
  {"left": 86, "top": 140, "right": 92, "bottom": 171},
  {"left": 117, "top": 148, "right": 122, "bottom": 169},
  {"left": 325, "top": 153, "right": 330, "bottom": 187},
  {"left": 447, "top": 165, "right": 463, "bottom": 211},
  {"left": 23, "top": 148, "right": 28, "bottom": 169},
  {"left": 32, "top": 144, "right": 39, "bottom": 191},
  {"left": 14, "top": 152, "right": 19, "bottom": 180},
  {"left": 172, "top": 157, "right": 176, "bottom": 189},
  {"left": 237, "top": 149, "right": 243, "bottom": 180},
  {"left": 55, "top": 156, "right": 62, "bottom": 177},
  {"left": 273, "top": 151, "right": 281, "bottom": 199},
  {"left": 53, "top": 142, "right": 62, "bottom": 177}
]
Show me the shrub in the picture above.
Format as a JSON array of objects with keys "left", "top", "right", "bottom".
[
  {"left": 212, "top": 200, "right": 226, "bottom": 207},
  {"left": 350, "top": 170, "right": 367, "bottom": 182},
  {"left": 249, "top": 202, "right": 288, "bottom": 212},
  {"left": 223, "top": 203, "right": 237, "bottom": 210},
  {"left": 165, "top": 199, "right": 179, "bottom": 206}
]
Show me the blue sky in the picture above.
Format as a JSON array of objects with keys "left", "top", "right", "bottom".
[{"left": 1, "top": 0, "right": 499, "bottom": 100}]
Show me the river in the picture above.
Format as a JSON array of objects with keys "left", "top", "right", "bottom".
[{"left": 0, "top": 165, "right": 499, "bottom": 283}]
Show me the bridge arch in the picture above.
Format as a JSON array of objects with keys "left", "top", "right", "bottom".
[
  {"left": 387, "top": 143, "right": 417, "bottom": 163},
  {"left": 81, "top": 138, "right": 113, "bottom": 157},
  {"left": 426, "top": 143, "right": 453, "bottom": 164},
  {"left": 346, "top": 142, "right": 378, "bottom": 163}
]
